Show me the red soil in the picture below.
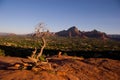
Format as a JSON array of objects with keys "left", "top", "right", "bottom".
[{"left": 0, "top": 56, "right": 120, "bottom": 80}]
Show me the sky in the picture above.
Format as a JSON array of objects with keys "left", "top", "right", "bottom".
[{"left": 0, "top": 0, "right": 120, "bottom": 34}]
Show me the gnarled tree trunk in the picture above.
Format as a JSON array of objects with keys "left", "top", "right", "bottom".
[
  {"left": 37, "top": 37, "right": 46, "bottom": 60},
  {"left": 28, "top": 23, "right": 48, "bottom": 64}
]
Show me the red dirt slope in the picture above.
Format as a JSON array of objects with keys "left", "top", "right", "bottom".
[{"left": 0, "top": 56, "right": 120, "bottom": 80}]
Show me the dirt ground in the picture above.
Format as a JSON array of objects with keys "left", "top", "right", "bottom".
[{"left": 0, "top": 56, "right": 120, "bottom": 80}]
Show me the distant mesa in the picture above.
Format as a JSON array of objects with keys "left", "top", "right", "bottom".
[
  {"left": 55, "top": 26, "right": 109, "bottom": 39},
  {"left": 0, "top": 32, "right": 16, "bottom": 36},
  {"left": 0, "top": 26, "right": 120, "bottom": 41},
  {"left": 108, "top": 34, "right": 120, "bottom": 41},
  {"left": 83, "top": 29, "right": 109, "bottom": 39}
]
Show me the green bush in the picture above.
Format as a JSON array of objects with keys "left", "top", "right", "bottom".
[
  {"left": 63, "top": 52, "right": 68, "bottom": 56},
  {"left": 0, "top": 49, "right": 5, "bottom": 56},
  {"left": 39, "top": 55, "right": 46, "bottom": 62}
]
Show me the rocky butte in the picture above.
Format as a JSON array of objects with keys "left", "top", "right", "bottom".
[{"left": 55, "top": 26, "right": 109, "bottom": 40}]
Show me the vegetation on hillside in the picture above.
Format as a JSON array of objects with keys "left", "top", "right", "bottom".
[
  {"left": 0, "top": 36, "right": 119, "bottom": 51},
  {"left": 0, "top": 35, "right": 119, "bottom": 59}
]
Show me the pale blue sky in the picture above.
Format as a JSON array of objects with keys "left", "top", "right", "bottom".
[{"left": 0, "top": 0, "right": 120, "bottom": 34}]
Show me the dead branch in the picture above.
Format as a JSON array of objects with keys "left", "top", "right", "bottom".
[
  {"left": 31, "top": 47, "right": 37, "bottom": 58},
  {"left": 28, "top": 56, "right": 38, "bottom": 63},
  {"left": 58, "top": 51, "right": 62, "bottom": 58}
]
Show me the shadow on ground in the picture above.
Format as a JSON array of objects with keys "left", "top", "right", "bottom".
[{"left": 0, "top": 45, "right": 120, "bottom": 60}]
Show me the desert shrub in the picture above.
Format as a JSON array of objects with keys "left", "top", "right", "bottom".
[
  {"left": 0, "top": 49, "right": 5, "bottom": 56},
  {"left": 39, "top": 54, "right": 46, "bottom": 62},
  {"left": 63, "top": 52, "right": 68, "bottom": 56},
  {"left": 79, "top": 56, "right": 84, "bottom": 59}
]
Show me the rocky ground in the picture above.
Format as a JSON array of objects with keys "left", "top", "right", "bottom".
[{"left": 0, "top": 56, "right": 120, "bottom": 80}]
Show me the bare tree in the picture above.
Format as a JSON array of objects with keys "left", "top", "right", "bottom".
[{"left": 28, "top": 22, "right": 48, "bottom": 63}]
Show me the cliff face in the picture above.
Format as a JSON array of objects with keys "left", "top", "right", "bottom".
[
  {"left": 55, "top": 26, "right": 109, "bottom": 39},
  {"left": 84, "top": 29, "right": 108, "bottom": 39},
  {"left": 67, "top": 26, "right": 81, "bottom": 37}
]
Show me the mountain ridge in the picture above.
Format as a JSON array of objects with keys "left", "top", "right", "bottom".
[
  {"left": 55, "top": 26, "right": 109, "bottom": 40},
  {"left": 0, "top": 26, "right": 120, "bottom": 40}
]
